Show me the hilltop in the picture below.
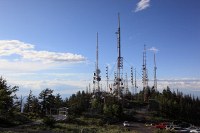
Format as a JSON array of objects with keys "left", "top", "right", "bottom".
[{"left": 0, "top": 76, "right": 200, "bottom": 132}]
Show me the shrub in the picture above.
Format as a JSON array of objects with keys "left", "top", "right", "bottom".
[
  {"left": 0, "top": 116, "right": 13, "bottom": 127},
  {"left": 24, "top": 112, "right": 39, "bottom": 120},
  {"left": 43, "top": 116, "right": 56, "bottom": 127}
]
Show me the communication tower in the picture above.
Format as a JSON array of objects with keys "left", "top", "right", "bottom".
[
  {"left": 106, "top": 66, "right": 109, "bottom": 92},
  {"left": 142, "top": 45, "right": 148, "bottom": 101},
  {"left": 134, "top": 68, "right": 138, "bottom": 94},
  {"left": 131, "top": 67, "right": 134, "bottom": 94},
  {"left": 93, "top": 32, "right": 101, "bottom": 93},
  {"left": 114, "top": 13, "right": 124, "bottom": 98},
  {"left": 125, "top": 73, "right": 129, "bottom": 95},
  {"left": 153, "top": 52, "right": 157, "bottom": 91}
]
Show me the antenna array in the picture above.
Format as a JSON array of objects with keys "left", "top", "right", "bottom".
[
  {"left": 143, "top": 45, "right": 149, "bottom": 101},
  {"left": 93, "top": 32, "right": 101, "bottom": 93}
]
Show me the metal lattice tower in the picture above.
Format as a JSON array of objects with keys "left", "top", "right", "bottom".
[
  {"left": 142, "top": 45, "right": 148, "bottom": 101},
  {"left": 125, "top": 73, "right": 129, "bottom": 95},
  {"left": 115, "top": 13, "right": 123, "bottom": 98},
  {"left": 134, "top": 68, "right": 138, "bottom": 94},
  {"left": 106, "top": 66, "right": 109, "bottom": 92},
  {"left": 93, "top": 32, "right": 101, "bottom": 93},
  {"left": 89, "top": 83, "right": 91, "bottom": 94},
  {"left": 131, "top": 67, "right": 134, "bottom": 94},
  {"left": 154, "top": 52, "right": 157, "bottom": 91}
]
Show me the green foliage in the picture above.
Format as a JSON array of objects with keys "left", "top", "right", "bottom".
[
  {"left": 43, "top": 116, "right": 56, "bottom": 127},
  {"left": 103, "top": 104, "right": 123, "bottom": 118},
  {"left": 103, "top": 104, "right": 112, "bottom": 117},
  {"left": 67, "top": 91, "right": 91, "bottom": 115},
  {"left": 149, "top": 99, "right": 159, "bottom": 111},
  {"left": 122, "top": 109, "right": 137, "bottom": 121},
  {"left": 24, "top": 112, "right": 39, "bottom": 120},
  {"left": 0, "top": 112, "right": 31, "bottom": 127},
  {"left": 1, "top": 73, "right": 200, "bottom": 129},
  {"left": 112, "top": 104, "right": 122, "bottom": 118},
  {"left": 24, "top": 90, "right": 33, "bottom": 113},
  {"left": 0, "top": 77, "right": 18, "bottom": 118},
  {"left": 39, "top": 88, "right": 54, "bottom": 116},
  {"left": 154, "top": 87, "right": 200, "bottom": 125},
  {"left": 0, "top": 116, "right": 14, "bottom": 127},
  {"left": 91, "top": 98, "right": 103, "bottom": 113}
]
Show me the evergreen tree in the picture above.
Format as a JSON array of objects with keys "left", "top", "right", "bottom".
[
  {"left": 54, "top": 94, "right": 63, "bottom": 109},
  {"left": 39, "top": 88, "right": 54, "bottom": 116},
  {"left": 31, "top": 96, "right": 40, "bottom": 114},
  {"left": 24, "top": 90, "right": 33, "bottom": 112},
  {"left": 0, "top": 77, "right": 18, "bottom": 116}
]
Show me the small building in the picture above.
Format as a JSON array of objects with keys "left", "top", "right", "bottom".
[
  {"left": 58, "top": 107, "right": 68, "bottom": 116},
  {"left": 51, "top": 107, "right": 68, "bottom": 121}
]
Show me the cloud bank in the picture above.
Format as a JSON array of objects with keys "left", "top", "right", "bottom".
[
  {"left": 0, "top": 40, "right": 86, "bottom": 63},
  {"left": 135, "top": 0, "right": 150, "bottom": 12},
  {"left": 0, "top": 40, "right": 89, "bottom": 98},
  {"left": 7, "top": 73, "right": 91, "bottom": 98},
  {"left": 131, "top": 78, "right": 200, "bottom": 97}
]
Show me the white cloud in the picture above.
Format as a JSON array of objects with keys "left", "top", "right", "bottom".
[
  {"left": 0, "top": 40, "right": 34, "bottom": 56},
  {"left": 0, "top": 40, "right": 86, "bottom": 63},
  {"left": 0, "top": 59, "right": 57, "bottom": 72},
  {"left": 135, "top": 0, "right": 150, "bottom": 12},
  {"left": 0, "top": 40, "right": 86, "bottom": 73},
  {"left": 22, "top": 50, "right": 85, "bottom": 63},
  {"left": 149, "top": 47, "right": 159, "bottom": 53},
  {"left": 157, "top": 79, "right": 200, "bottom": 90},
  {"left": 5, "top": 72, "right": 200, "bottom": 98},
  {"left": 0, "top": 40, "right": 90, "bottom": 98},
  {"left": 3, "top": 71, "right": 92, "bottom": 97},
  {"left": 127, "top": 78, "right": 200, "bottom": 96},
  {"left": 11, "top": 78, "right": 89, "bottom": 97}
]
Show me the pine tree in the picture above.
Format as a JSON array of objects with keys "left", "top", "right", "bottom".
[{"left": 0, "top": 76, "right": 18, "bottom": 116}]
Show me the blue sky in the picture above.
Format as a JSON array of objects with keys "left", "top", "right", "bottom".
[{"left": 0, "top": 0, "right": 200, "bottom": 98}]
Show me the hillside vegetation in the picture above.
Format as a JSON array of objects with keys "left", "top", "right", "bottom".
[{"left": 0, "top": 76, "right": 200, "bottom": 132}]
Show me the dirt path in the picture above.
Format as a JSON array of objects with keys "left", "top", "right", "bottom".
[{"left": 126, "top": 123, "right": 155, "bottom": 133}]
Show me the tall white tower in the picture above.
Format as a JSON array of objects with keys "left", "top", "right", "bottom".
[{"left": 93, "top": 32, "right": 101, "bottom": 93}]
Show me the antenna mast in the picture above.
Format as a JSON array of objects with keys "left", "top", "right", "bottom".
[
  {"left": 93, "top": 32, "right": 101, "bottom": 93},
  {"left": 131, "top": 67, "right": 134, "bottom": 94},
  {"left": 154, "top": 52, "right": 157, "bottom": 91},
  {"left": 134, "top": 68, "right": 137, "bottom": 94},
  {"left": 106, "top": 66, "right": 109, "bottom": 92},
  {"left": 142, "top": 45, "right": 148, "bottom": 101},
  {"left": 125, "top": 73, "right": 129, "bottom": 95},
  {"left": 115, "top": 13, "right": 123, "bottom": 98}
]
